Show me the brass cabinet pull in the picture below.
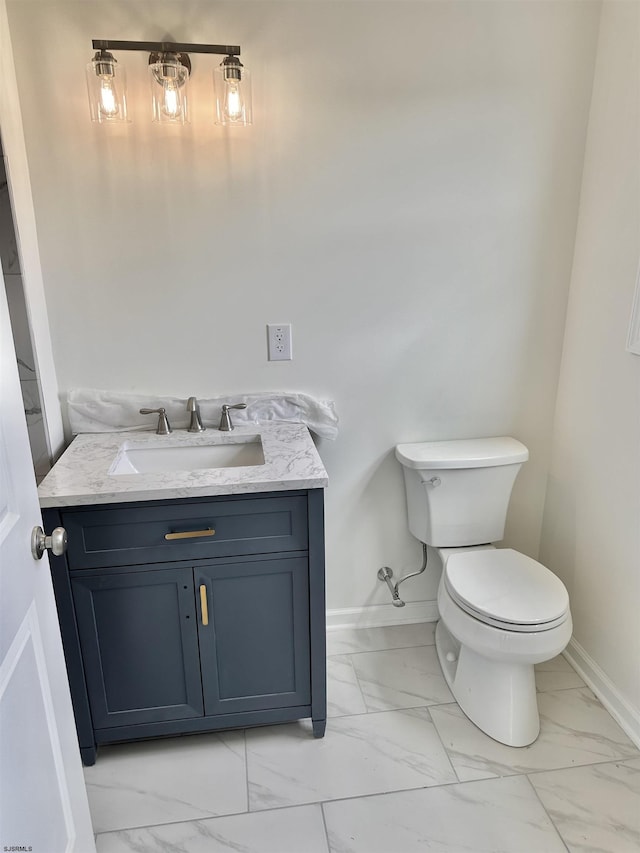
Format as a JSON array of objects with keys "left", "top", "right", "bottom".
[
  {"left": 199, "top": 584, "right": 209, "bottom": 626},
  {"left": 165, "top": 528, "right": 215, "bottom": 540}
]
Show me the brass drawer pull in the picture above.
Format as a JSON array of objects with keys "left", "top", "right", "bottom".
[
  {"left": 165, "top": 528, "right": 215, "bottom": 541},
  {"left": 199, "top": 585, "right": 209, "bottom": 626}
]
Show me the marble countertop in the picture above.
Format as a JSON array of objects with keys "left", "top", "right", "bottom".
[{"left": 38, "top": 423, "right": 329, "bottom": 508}]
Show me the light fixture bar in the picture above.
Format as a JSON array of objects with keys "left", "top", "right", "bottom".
[{"left": 92, "top": 39, "right": 241, "bottom": 56}]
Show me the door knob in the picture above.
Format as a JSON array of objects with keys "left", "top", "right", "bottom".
[{"left": 31, "top": 526, "right": 68, "bottom": 560}]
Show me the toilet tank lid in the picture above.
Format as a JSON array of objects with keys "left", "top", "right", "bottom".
[{"left": 395, "top": 437, "right": 529, "bottom": 469}]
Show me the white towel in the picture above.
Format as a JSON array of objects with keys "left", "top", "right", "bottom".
[{"left": 67, "top": 389, "right": 339, "bottom": 440}]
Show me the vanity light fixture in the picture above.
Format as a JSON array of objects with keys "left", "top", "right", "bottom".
[
  {"left": 149, "top": 50, "right": 191, "bottom": 124},
  {"left": 213, "top": 54, "right": 251, "bottom": 125},
  {"left": 86, "top": 49, "right": 128, "bottom": 122},
  {"left": 86, "top": 39, "right": 252, "bottom": 126}
]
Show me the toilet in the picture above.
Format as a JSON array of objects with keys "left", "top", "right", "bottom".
[{"left": 395, "top": 436, "right": 572, "bottom": 747}]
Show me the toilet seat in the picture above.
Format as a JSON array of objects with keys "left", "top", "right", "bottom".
[{"left": 444, "top": 549, "right": 569, "bottom": 633}]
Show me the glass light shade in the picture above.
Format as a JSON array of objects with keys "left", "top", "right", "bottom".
[
  {"left": 86, "top": 52, "right": 128, "bottom": 123},
  {"left": 149, "top": 56, "right": 190, "bottom": 124},
  {"left": 213, "top": 58, "right": 252, "bottom": 126}
]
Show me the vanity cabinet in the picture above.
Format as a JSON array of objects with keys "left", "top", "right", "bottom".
[{"left": 44, "top": 489, "right": 326, "bottom": 765}]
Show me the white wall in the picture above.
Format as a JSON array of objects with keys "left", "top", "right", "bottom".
[
  {"left": 7, "top": 1, "right": 600, "bottom": 614},
  {"left": 539, "top": 0, "right": 640, "bottom": 735}
]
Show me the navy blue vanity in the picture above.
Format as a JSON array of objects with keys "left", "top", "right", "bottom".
[{"left": 39, "top": 425, "right": 328, "bottom": 765}]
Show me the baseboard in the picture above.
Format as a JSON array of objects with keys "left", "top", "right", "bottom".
[
  {"left": 326, "top": 600, "right": 439, "bottom": 631},
  {"left": 563, "top": 638, "right": 640, "bottom": 749}
]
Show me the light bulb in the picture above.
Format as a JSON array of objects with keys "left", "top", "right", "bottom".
[
  {"left": 224, "top": 80, "right": 243, "bottom": 121},
  {"left": 87, "top": 51, "right": 127, "bottom": 123},
  {"left": 214, "top": 57, "right": 251, "bottom": 126},
  {"left": 163, "top": 83, "right": 180, "bottom": 118},
  {"left": 99, "top": 78, "right": 118, "bottom": 117},
  {"left": 150, "top": 54, "right": 189, "bottom": 123}
]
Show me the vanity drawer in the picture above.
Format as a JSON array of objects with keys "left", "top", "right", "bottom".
[{"left": 61, "top": 495, "right": 308, "bottom": 570}]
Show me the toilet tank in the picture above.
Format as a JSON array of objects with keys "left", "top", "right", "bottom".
[{"left": 395, "top": 437, "right": 529, "bottom": 547}]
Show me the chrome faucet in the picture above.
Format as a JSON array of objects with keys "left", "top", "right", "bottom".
[
  {"left": 187, "top": 397, "right": 205, "bottom": 432},
  {"left": 139, "top": 407, "right": 172, "bottom": 435},
  {"left": 218, "top": 403, "right": 247, "bottom": 431}
]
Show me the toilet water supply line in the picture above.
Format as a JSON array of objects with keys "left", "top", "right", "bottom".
[{"left": 377, "top": 544, "right": 428, "bottom": 607}]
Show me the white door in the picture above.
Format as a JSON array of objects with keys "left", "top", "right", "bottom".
[{"left": 0, "top": 283, "right": 95, "bottom": 851}]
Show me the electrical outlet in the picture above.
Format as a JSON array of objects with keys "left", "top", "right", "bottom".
[{"left": 267, "top": 324, "right": 293, "bottom": 361}]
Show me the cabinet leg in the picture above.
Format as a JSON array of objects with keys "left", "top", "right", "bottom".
[
  {"left": 80, "top": 745, "right": 97, "bottom": 766},
  {"left": 312, "top": 718, "right": 326, "bottom": 738}
]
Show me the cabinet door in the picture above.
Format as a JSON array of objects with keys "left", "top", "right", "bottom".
[
  {"left": 196, "top": 557, "right": 310, "bottom": 716},
  {"left": 72, "top": 567, "right": 203, "bottom": 729}
]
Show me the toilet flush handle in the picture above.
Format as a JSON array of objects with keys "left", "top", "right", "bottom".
[{"left": 427, "top": 476, "right": 441, "bottom": 487}]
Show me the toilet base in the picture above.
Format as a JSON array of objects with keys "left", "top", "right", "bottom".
[{"left": 435, "top": 620, "right": 540, "bottom": 747}]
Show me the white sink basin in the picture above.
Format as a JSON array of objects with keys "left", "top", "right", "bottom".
[{"left": 110, "top": 438, "right": 265, "bottom": 475}]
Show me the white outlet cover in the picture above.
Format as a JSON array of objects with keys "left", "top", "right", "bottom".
[{"left": 267, "top": 323, "right": 293, "bottom": 361}]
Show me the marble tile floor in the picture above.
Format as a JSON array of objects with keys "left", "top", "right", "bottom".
[{"left": 88, "top": 623, "right": 639, "bottom": 853}]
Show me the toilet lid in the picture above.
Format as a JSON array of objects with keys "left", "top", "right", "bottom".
[{"left": 444, "top": 549, "right": 569, "bottom": 631}]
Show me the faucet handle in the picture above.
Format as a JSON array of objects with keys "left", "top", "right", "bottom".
[
  {"left": 139, "top": 407, "right": 172, "bottom": 435},
  {"left": 218, "top": 403, "right": 247, "bottom": 431},
  {"left": 186, "top": 397, "right": 206, "bottom": 433}
]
